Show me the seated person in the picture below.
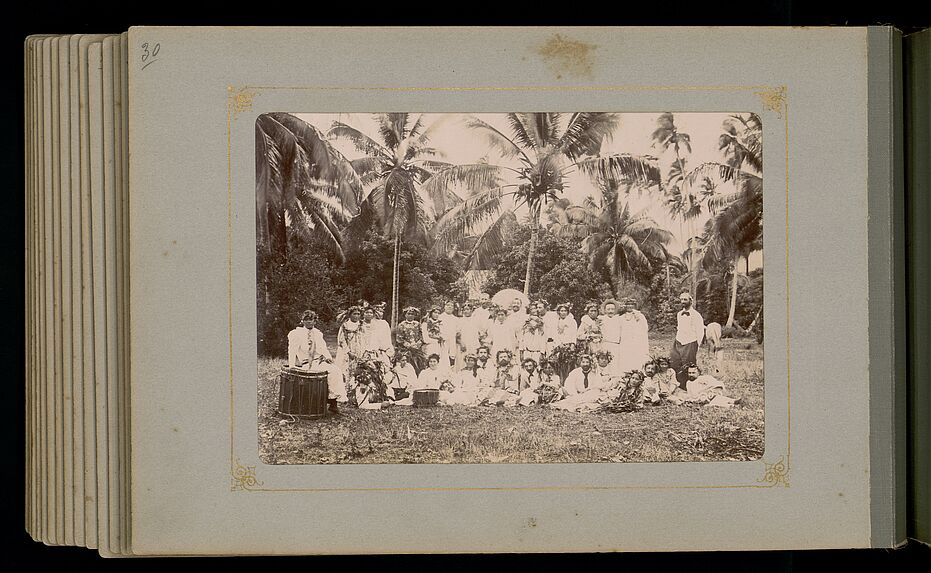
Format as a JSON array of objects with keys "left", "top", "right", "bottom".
[
  {"left": 552, "top": 355, "right": 607, "bottom": 412},
  {"left": 641, "top": 361, "right": 663, "bottom": 404},
  {"left": 287, "top": 310, "right": 347, "bottom": 414},
  {"left": 413, "top": 353, "right": 449, "bottom": 391},
  {"left": 653, "top": 356, "right": 678, "bottom": 397},
  {"left": 667, "top": 364, "right": 740, "bottom": 407},
  {"left": 386, "top": 351, "right": 417, "bottom": 400},
  {"left": 517, "top": 358, "right": 543, "bottom": 406},
  {"left": 443, "top": 354, "right": 486, "bottom": 406},
  {"left": 535, "top": 359, "right": 565, "bottom": 405},
  {"left": 482, "top": 350, "right": 521, "bottom": 407},
  {"left": 594, "top": 350, "right": 622, "bottom": 389}
]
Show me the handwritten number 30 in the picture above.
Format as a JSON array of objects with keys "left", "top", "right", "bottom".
[{"left": 141, "top": 43, "right": 160, "bottom": 62}]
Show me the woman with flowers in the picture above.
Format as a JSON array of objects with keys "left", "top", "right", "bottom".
[
  {"left": 395, "top": 307, "right": 426, "bottom": 372},
  {"left": 519, "top": 304, "right": 547, "bottom": 364},
  {"left": 577, "top": 302, "right": 603, "bottom": 356},
  {"left": 336, "top": 306, "right": 366, "bottom": 392},
  {"left": 421, "top": 307, "right": 446, "bottom": 366}
]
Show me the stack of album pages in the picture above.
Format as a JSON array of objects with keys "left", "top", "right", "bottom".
[
  {"left": 25, "top": 34, "right": 131, "bottom": 555},
  {"left": 23, "top": 26, "right": 928, "bottom": 556}
]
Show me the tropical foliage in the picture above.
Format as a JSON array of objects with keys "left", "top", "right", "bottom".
[
  {"left": 328, "top": 113, "right": 465, "bottom": 326},
  {"left": 431, "top": 113, "right": 661, "bottom": 294}
]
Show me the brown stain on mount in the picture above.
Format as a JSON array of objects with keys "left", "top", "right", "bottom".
[{"left": 534, "top": 34, "right": 598, "bottom": 80}]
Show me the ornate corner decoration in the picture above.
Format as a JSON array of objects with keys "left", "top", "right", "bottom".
[
  {"left": 759, "top": 456, "right": 790, "bottom": 487},
  {"left": 231, "top": 458, "right": 264, "bottom": 491},
  {"left": 754, "top": 85, "right": 787, "bottom": 119},
  {"left": 227, "top": 86, "right": 259, "bottom": 120}
]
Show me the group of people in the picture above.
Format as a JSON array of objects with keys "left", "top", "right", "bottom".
[{"left": 284, "top": 291, "right": 736, "bottom": 414}]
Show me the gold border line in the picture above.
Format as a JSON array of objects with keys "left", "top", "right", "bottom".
[{"left": 228, "top": 85, "right": 790, "bottom": 491}]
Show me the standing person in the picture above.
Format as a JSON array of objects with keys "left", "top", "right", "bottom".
[
  {"left": 372, "top": 302, "right": 395, "bottom": 362},
  {"left": 360, "top": 306, "right": 389, "bottom": 366},
  {"left": 286, "top": 310, "right": 348, "bottom": 413},
  {"left": 599, "top": 299, "right": 623, "bottom": 376},
  {"left": 421, "top": 307, "right": 445, "bottom": 366},
  {"left": 670, "top": 292, "right": 705, "bottom": 389},
  {"left": 438, "top": 300, "right": 459, "bottom": 369},
  {"left": 551, "top": 303, "right": 578, "bottom": 349},
  {"left": 472, "top": 293, "right": 492, "bottom": 326},
  {"left": 519, "top": 303, "right": 547, "bottom": 364},
  {"left": 455, "top": 301, "right": 485, "bottom": 370},
  {"left": 504, "top": 298, "right": 527, "bottom": 334},
  {"left": 487, "top": 306, "right": 517, "bottom": 360},
  {"left": 577, "top": 302, "right": 603, "bottom": 355},
  {"left": 395, "top": 307, "right": 425, "bottom": 372},
  {"left": 617, "top": 297, "right": 650, "bottom": 374},
  {"left": 335, "top": 306, "right": 366, "bottom": 395}
]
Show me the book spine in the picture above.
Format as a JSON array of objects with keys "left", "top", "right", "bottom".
[
  {"left": 905, "top": 27, "right": 931, "bottom": 547},
  {"left": 867, "top": 25, "right": 908, "bottom": 548}
]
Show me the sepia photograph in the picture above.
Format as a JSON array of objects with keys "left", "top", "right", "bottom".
[{"left": 255, "top": 112, "right": 764, "bottom": 464}]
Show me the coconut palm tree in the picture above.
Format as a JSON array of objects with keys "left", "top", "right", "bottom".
[
  {"left": 255, "top": 112, "right": 360, "bottom": 260},
  {"left": 651, "top": 112, "right": 712, "bottom": 299},
  {"left": 431, "top": 113, "right": 661, "bottom": 295},
  {"left": 550, "top": 186, "right": 673, "bottom": 291},
  {"left": 697, "top": 113, "right": 764, "bottom": 327},
  {"left": 328, "top": 113, "right": 465, "bottom": 327}
]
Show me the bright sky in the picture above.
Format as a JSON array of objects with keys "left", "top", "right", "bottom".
[{"left": 294, "top": 112, "right": 762, "bottom": 270}]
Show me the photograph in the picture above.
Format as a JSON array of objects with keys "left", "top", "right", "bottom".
[{"left": 255, "top": 112, "right": 764, "bottom": 464}]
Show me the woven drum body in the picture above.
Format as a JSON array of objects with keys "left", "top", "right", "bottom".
[
  {"left": 412, "top": 388, "right": 440, "bottom": 407},
  {"left": 278, "top": 368, "right": 329, "bottom": 419}
]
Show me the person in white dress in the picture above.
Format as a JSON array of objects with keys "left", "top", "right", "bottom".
[
  {"left": 550, "top": 303, "right": 578, "bottom": 350},
  {"left": 455, "top": 301, "right": 486, "bottom": 370},
  {"left": 372, "top": 302, "right": 395, "bottom": 361},
  {"left": 486, "top": 306, "right": 517, "bottom": 360},
  {"left": 599, "top": 299, "right": 623, "bottom": 377},
  {"left": 335, "top": 306, "right": 365, "bottom": 396},
  {"left": 577, "top": 302, "right": 603, "bottom": 356},
  {"left": 386, "top": 351, "right": 417, "bottom": 400},
  {"left": 443, "top": 354, "right": 487, "bottom": 406},
  {"left": 408, "top": 353, "right": 452, "bottom": 393},
  {"left": 286, "top": 310, "right": 348, "bottom": 412},
  {"left": 438, "top": 300, "right": 459, "bottom": 369},
  {"left": 471, "top": 293, "right": 492, "bottom": 327},
  {"left": 616, "top": 297, "right": 650, "bottom": 374},
  {"left": 421, "top": 307, "right": 445, "bottom": 365},
  {"left": 518, "top": 304, "right": 547, "bottom": 364}
]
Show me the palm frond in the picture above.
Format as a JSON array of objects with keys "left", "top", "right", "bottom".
[
  {"left": 329, "top": 122, "right": 391, "bottom": 159},
  {"left": 464, "top": 115, "right": 529, "bottom": 162},
  {"left": 460, "top": 210, "right": 519, "bottom": 270},
  {"left": 432, "top": 186, "right": 509, "bottom": 255},
  {"left": 559, "top": 112, "right": 621, "bottom": 160},
  {"left": 576, "top": 154, "right": 662, "bottom": 190}
]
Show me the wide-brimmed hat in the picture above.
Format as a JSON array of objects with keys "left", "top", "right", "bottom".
[{"left": 601, "top": 299, "right": 622, "bottom": 314}]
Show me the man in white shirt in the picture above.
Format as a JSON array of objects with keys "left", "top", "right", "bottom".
[
  {"left": 286, "top": 310, "right": 348, "bottom": 413},
  {"left": 564, "top": 355, "right": 605, "bottom": 396},
  {"left": 670, "top": 292, "right": 705, "bottom": 389}
]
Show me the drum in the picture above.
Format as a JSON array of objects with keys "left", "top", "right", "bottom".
[
  {"left": 278, "top": 367, "right": 329, "bottom": 419},
  {"left": 412, "top": 388, "right": 440, "bottom": 407}
]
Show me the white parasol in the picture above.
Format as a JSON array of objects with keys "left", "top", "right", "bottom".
[{"left": 491, "top": 289, "right": 529, "bottom": 309}]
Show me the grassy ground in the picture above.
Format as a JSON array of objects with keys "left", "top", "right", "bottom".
[{"left": 258, "top": 334, "right": 764, "bottom": 464}]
